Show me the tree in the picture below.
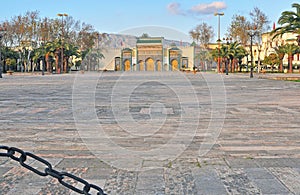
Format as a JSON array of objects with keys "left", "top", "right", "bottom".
[
  {"left": 271, "top": 3, "right": 300, "bottom": 45},
  {"left": 141, "top": 33, "right": 149, "bottom": 38},
  {"left": 236, "top": 46, "right": 248, "bottom": 72},
  {"left": 227, "top": 41, "right": 247, "bottom": 72},
  {"left": 263, "top": 53, "right": 278, "bottom": 72},
  {"left": 273, "top": 45, "right": 286, "bottom": 72},
  {"left": 189, "top": 22, "right": 214, "bottom": 48},
  {"left": 1, "top": 46, "right": 18, "bottom": 72},
  {"left": 227, "top": 8, "right": 269, "bottom": 72},
  {"left": 227, "top": 15, "right": 250, "bottom": 46},
  {"left": 281, "top": 43, "right": 300, "bottom": 73},
  {"left": 249, "top": 7, "right": 270, "bottom": 70},
  {"left": 63, "top": 42, "right": 79, "bottom": 72},
  {"left": 216, "top": 44, "right": 230, "bottom": 74}
]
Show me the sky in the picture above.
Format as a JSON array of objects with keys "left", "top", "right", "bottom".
[{"left": 0, "top": 0, "right": 298, "bottom": 42}]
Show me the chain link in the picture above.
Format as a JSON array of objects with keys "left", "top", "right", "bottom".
[{"left": 0, "top": 145, "right": 107, "bottom": 195}]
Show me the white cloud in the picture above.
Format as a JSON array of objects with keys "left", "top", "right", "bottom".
[
  {"left": 190, "top": 1, "right": 227, "bottom": 15},
  {"left": 167, "top": 2, "right": 185, "bottom": 15}
]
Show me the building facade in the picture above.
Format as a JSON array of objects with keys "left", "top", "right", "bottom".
[{"left": 105, "top": 37, "right": 202, "bottom": 71}]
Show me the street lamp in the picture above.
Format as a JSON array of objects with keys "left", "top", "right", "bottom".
[
  {"left": 0, "top": 26, "right": 6, "bottom": 78},
  {"left": 223, "top": 37, "right": 232, "bottom": 75},
  {"left": 246, "top": 26, "right": 258, "bottom": 78},
  {"left": 40, "top": 22, "right": 48, "bottom": 76},
  {"left": 57, "top": 13, "right": 68, "bottom": 74},
  {"left": 214, "top": 12, "right": 224, "bottom": 73}
]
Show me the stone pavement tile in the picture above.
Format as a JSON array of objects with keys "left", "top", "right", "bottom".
[
  {"left": 244, "top": 167, "right": 274, "bottom": 179},
  {"left": 249, "top": 179, "right": 290, "bottom": 194},
  {"left": 215, "top": 167, "right": 261, "bottom": 194},
  {"left": 197, "top": 157, "right": 228, "bottom": 167},
  {"left": 56, "top": 158, "right": 110, "bottom": 169},
  {"left": 164, "top": 166, "right": 195, "bottom": 194},
  {"left": 244, "top": 167, "right": 291, "bottom": 194},
  {"left": 104, "top": 169, "right": 138, "bottom": 195},
  {"left": 268, "top": 167, "right": 300, "bottom": 194},
  {"left": 70, "top": 179, "right": 106, "bottom": 195},
  {"left": 0, "top": 167, "right": 11, "bottom": 176},
  {"left": 5, "top": 172, "right": 51, "bottom": 195},
  {"left": 0, "top": 166, "right": 29, "bottom": 194},
  {"left": 81, "top": 167, "right": 113, "bottom": 180},
  {"left": 192, "top": 167, "right": 227, "bottom": 195},
  {"left": 255, "top": 158, "right": 299, "bottom": 168},
  {"left": 225, "top": 157, "right": 260, "bottom": 168},
  {"left": 135, "top": 169, "right": 165, "bottom": 195}
]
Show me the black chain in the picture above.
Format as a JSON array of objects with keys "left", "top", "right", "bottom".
[{"left": 0, "top": 145, "right": 107, "bottom": 195}]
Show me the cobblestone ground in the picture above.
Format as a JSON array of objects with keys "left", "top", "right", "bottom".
[{"left": 0, "top": 72, "right": 300, "bottom": 195}]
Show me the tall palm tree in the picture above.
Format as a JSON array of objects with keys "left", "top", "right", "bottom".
[
  {"left": 274, "top": 45, "right": 286, "bottom": 72},
  {"left": 32, "top": 45, "right": 46, "bottom": 72},
  {"left": 62, "top": 42, "right": 79, "bottom": 72},
  {"left": 281, "top": 43, "right": 300, "bottom": 73},
  {"left": 271, "top": 3, "right": 300, "bottom": 45},
  {"left": 227, "top": 41, "right": 243, "bottom": 72},
  {"left": 219, "top": 44, "right": 230, "bottom": 74},
  {"left": 235, "top": 46, "right": 247, "bottom": 72},
  {"left": 45, "top": 39, "right": 61, "bottom": 73}
]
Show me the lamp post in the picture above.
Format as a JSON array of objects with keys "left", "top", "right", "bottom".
[
  {"left": 223, "top": 37, "right": 232, "bottom": 75},
  {"left": 0, "top": 26, "right": 6, "bottom": 78},
  {"left": 246, "top": 27, "right": 258, "bottom": 78},
  {"left": 214, "top": 12, "right": 224, "bottom": 73},
  {"left": 57, "top": 13, "right": 68, "bottom": 74}
]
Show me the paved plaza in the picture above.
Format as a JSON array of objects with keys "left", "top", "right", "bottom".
[{"left": 0, "top": 72, "right": 300, "bottom": 195}]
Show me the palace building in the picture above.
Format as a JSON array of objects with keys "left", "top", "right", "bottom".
[{"left": 100, "top": 37, "right": 207, "bottom": 71}]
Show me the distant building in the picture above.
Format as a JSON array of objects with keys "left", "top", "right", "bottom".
[
  {"left": 260, "top": 32, "right": 300, "bottom": 67},
  {"left": 100, "top": 37, "right": 213, "bottom": 71}
]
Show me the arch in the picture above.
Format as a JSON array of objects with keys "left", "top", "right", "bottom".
[
  {"left": 123, "top": 59, "right": 131, "bottom": 71},
  {"left": 146, "top": 58, "right": 155, "bottom": 71},
  {"left": 171, "top": 59, "right": 179, "bottom": 71}
]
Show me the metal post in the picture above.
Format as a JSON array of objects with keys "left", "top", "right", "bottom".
[
  {"left": 57, "top": 13, "right": 68, "bottom": 74},
  {"left": 0, "top": 39, "right": 2, "bottom": 78},
  {"left": 250, "top": 35, "right": 254, "bottom": 78},
  {"left": 247, "top": 27, "right": 257, "bottom": 78},
  {"left": 42, "top": 54, "right": 45, "bottom": 76},
  {"left": 214, "top": 12, "right": 224, "bottom": 73},
  {"left": 0, "top": 27, "right": 6, "bottom": 78}
]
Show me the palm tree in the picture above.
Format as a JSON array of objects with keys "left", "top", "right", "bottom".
[
  {"left": 219, "top": 44, "right": 230, "bottom": 74},
  {"left": 281, "top": 43, "right": 300, "bottom": 73},
  {"left": 227, "top": 41, "right": 243, "bottom": 72},
  {"left": 43, "top": 40, "right": 60, "bottom": 73},
  {"left": 274, "top": 45, "right": 286, "bottom": 72},
  {"left": 32, "top": 46, "right": 46, "bottom": 72},
  {"left": 62, "top": 42, "right": 79, "bottom": 72},
  {"left": 1, "top": 46, "right": 18, "bottom": 72},
  {"left": 271, "top": 3, "right": 300, "bottom": 45},
  {"left": 235, "top": 46, "right": 247, "bottom": 72}
]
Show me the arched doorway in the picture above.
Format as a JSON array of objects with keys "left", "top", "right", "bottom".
[
  {"left": 138, "top": 60, "right": 144, "bottom": 71},
  {"left": 156, "top": 60, "right": 162, "bottom": 71},
  {"left": 124, "top": 59, "right": 130, "bottom": 71},
  {"left": 146, "top": 58, "right": 154, "bottom": 71},
  {"left": 171, "top": 59, "right": 178, "bottom": 71}
]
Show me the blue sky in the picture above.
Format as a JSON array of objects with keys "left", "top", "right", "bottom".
[{"left": 0, "top": 0, "right": 298, "bottom": 42}]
